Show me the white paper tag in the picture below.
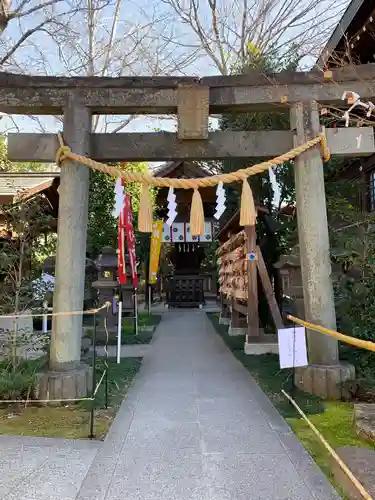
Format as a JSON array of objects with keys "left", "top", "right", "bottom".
[{"left": 278, "top": 327, "right": 308, "bottom": 369}]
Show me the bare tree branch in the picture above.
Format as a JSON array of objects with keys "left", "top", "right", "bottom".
[
  {"left": 10, "top": 0, "right": 64, "bottom": 19},
  {"left": 158, "top": 0, "right": 349, "bottom": 74}
]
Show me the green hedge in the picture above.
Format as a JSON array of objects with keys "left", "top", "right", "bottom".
[{"left": 85, "top": 314, "right": 162, "bottom": 346}]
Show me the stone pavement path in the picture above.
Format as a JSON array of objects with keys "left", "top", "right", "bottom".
[
  {"left": 76, "top": 310, "right": 339, "bottom": 500},
  {"left": 0, "top": 436, "right": 99, "bottom": 500}
]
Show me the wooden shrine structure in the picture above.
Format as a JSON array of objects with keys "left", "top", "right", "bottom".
[
  {"left": 154, "top": 160, "right": 217, "bottom": 307},
  {"left": 3, "top": 64, "right": 375, "bottom": 399}
]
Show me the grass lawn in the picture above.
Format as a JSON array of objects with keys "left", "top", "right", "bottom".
[
  {"left": 207, "top": 312, "right": 375, "bottom": 490},
  {"left": 85, "top": 313, "right": 162, "bottom": 346},
  {"left": 0, "top": 357, "right": 142, "bottom": 440}
]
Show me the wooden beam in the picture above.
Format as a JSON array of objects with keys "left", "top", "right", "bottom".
[
  {"left": 325, "top": 127, "right": 375, "bottom": 156},
  {"left": 245, "top": 225, "right": 259, "bottom": 338},
  {"left": 1, "top": 81, "right": 374, "bottom": 115},
  {"left": 177, "top": 85, "right": 209, "bottom": 139},
  {"left": 8, "top": 127, "right": 375, "bottom": 162},
  {"left": 230, "top": 297, "right": 241, "bottom": 327},
  {"left": 232, "top": 300, "right": 248, "bottom": 316},
  {"left": 209, "top": 82, "right": 375, "bottom": 112},
  {"left": 202, "top": 64, "right": 375, "bottom": 87},
  {"left": 1, "top": 64, "right": 375, "bottom": 114},
  {"left": 255, "top": 246, "right": 283, "bottom": 330},
  {"left": 8, "top": 131, "right": 295, "bottom": 162}
]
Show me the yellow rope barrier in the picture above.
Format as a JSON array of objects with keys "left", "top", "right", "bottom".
[
  {"left": 282, "top": 390, "right": 372, "bottom": 500},
  {"left": 0, "top": 302, "right": 110, "bottom": 320},
  {"left": 287, "top": 315, "right": 375, "bottom": 353},
  {"left": 55, "top": 131, "right": 330, "bottom": 234}
]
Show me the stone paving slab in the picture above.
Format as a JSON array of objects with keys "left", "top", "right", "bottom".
[
  {"left": 0, "top": 437, "right": 100, "bottom": 500},
  {"left": 77, "top": 310, "right": 340, "bottom": 500}
]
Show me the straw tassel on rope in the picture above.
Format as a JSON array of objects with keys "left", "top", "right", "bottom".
[
  {"left": 320, "top": 129, "right": 331, "bottom": 163},
  {"left": 190, "top": 188, "right": 204, "bottom": 236},
  {"left": 138, "top": 183, "right": 153, "bottom": 232},
  {"left": 239, "top": 178, "right": 256, "bottom": 226}
]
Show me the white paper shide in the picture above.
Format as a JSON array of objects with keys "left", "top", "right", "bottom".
[
  {"left": 166, "top": 187, "right": 177, "bottom": 226},
  {"left": 214, "top": 182, "right": 226, "bottom": 220},
  {"left": 277, "top": 327, "right": 308, "bottom": 369}
]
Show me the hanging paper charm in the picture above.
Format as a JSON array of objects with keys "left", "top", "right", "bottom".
[
  {"left": 341, "top": 91, "right": 375, "bottom": 127},
  {"left": 112, "top": 178, "right": 124, "bottom": 218},
  {"left": 214, "top": 181, "right": 226, "bottom": 220},
  {"left": 166, "top": 187, "right": 177, "bottom": 226}
]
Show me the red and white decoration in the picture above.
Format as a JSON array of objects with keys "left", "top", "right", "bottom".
[
  {"left": 123, "top": 194, "right": 138, "bottom": 289},
  {"left": 113, "top": 178, "right": 138, "bottom": 288}
]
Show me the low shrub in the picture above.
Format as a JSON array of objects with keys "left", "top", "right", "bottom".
[
  {"left": 0, "top": 358, "right": 46, "bottom": 401},
  {"left": 0, "top": 371, "right": 35, "bottom": 400},
  {"left": 122, "top": 313, "right": 161, "bottom": 335},
  {"left": 84, "top": 314, "right": 161, "bottom": 346}
]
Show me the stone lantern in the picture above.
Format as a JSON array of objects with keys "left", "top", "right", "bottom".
[
  {"left": 274, "top": 245, "right": 305, "bottom": 320},
  {"left": 92, "top": 246, "right": 134, "bottom": 332}
]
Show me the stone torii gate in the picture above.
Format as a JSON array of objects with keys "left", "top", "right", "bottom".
[{"left": 2, "top": 65, "right": 375, "bottom": 399}]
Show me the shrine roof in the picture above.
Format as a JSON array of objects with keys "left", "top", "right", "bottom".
[
  {"left": 152, "top": 161, "right": 212, "bottom": 179},
  {"left": 0, "top": 172, "right": 59, "bottom": 196},
  {"left": 216, "top": 206, "right": 268, "bottom": 242},
  {"left": 317, "top": 0, "right": 374, "bottom": 68}
]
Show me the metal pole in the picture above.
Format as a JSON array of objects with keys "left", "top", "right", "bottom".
[
  {"left": 89, "top": 311, "right": 97, "bottom": 439},
  {"left": 117, "top": 301, "right": 122, "bottom": 364},
  {"left": 291, "top": 324, "right": 296, "bottom": 399},
  {"left": 148, "top": 285, "right": 151, "bottom": 315},
  {"left": 134, "top": 288, "right": 139, "bottom": 335},
  {"left": 105, "top": 306, "right": 109, "bottom": 410},
  {"left": 42, "top": 301, "right": 48, "bottom": 334}
]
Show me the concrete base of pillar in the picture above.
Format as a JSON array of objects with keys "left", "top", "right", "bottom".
[
  {"left": 219, "top": 315, "right": 230, "bottom": 325},
  {"left": 36, "top": 363, "right": 92, "bottom": 404},
  {"left": 228, "top": 326, "right": 247, "bottom": 336},
  {"left": 294, "top": 363, "right": 355, "bottom": 400},
  {"left": 244, "top": 342, "right": 279, "bottom": 355}
]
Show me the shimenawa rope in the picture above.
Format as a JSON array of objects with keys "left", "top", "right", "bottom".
[{"left": 55, "top": 132, "right": 330, "bottom": 235}]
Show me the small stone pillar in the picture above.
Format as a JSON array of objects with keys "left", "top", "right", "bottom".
[
  {"left": 219, "top": 294, "right": 231, "bottom": 325},
  {"left": 274, "top": 245, "right": 305, "bottom": 320},
  {"left": 291, "top": 102, "right": 354, "bottom": 398}
]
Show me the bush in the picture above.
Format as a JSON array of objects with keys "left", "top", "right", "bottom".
[
  {"left": 0, "top": 371, "right": 35, "bottom": 400},
  {"left": 83, "top": 314, "right": 161, "bottom": 346},
  {"left": 122, "top": 313, "right": 161, "bottom": 336},
  {"left": 0, "top": 358, "right": 46, "bottom": 401},
  {"left": 0, "top": 358, "right": 46, "bottom": 400}
]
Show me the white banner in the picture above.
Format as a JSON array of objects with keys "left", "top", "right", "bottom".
[{"left": 278, "top": 327, "right": 308, "bottom": 369}]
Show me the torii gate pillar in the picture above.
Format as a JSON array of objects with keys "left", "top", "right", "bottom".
[
  {"left": 291, "top": 101, "right": 354, "bottom": 398},
  {"left": 41, "top": 95, "right": 92, "bottom": 401}
]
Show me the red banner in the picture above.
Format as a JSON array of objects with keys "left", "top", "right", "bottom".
[{"left": 123, "top": 193, "right": 138, "bottom": 289}]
